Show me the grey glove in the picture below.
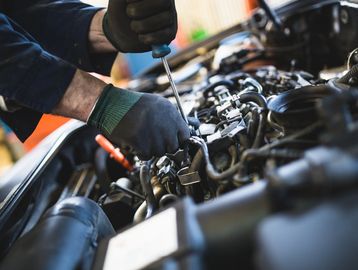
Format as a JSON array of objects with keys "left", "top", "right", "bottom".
[
  {"left": 103, "top": 0, "right": 178, "bottom": 53},
  {"left": 88, "top": 85, "right": 190, "bottom": 160}
]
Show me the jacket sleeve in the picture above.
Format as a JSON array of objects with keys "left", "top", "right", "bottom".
[
  {"left": 2, "top": 0, "right": 116, "bottom": 75},
  {"left": 0, "top": 13, "right": 76, "bottom": 141}
]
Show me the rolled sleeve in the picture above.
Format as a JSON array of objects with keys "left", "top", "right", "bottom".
[{"left": 2, "top": 0, "right": 116, "bottom": 75}]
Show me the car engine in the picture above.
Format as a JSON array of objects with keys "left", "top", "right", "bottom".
[
  {"left": 105, "top": 56, "right": 328, "bottom": 221},
  {"left": 1, "top": 1, "right": 358, "bottom": 270},
  {"left": 98, "top": 4, "right": 357, "bottom": 226}
]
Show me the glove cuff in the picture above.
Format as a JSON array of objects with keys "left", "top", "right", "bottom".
[
  {"left": 87, "top": 84, "right": 143, "bottom": 136},
  {"left": 102, "top": 13, "right": 123, "bottom": 52}
]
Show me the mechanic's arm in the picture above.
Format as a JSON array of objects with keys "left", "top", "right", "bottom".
[
  {"left": 89, "top": 10, "right": 116, "bottom": 54},
  {"left": 53, "top": 0, "right": 187, "bottom": 159},
  {"left": 0, "top": 13, "right": 76, "bottom": 116},
  {"left": 53, "top": 70, "right": 189, "bottom": 160},
  {"left": 2, "top": 0, "right": 177, "bottom": 74},
  {"left": 0, "top": 0, "right": 188, "bottom": 159},
  {"left": 2, "top": 0, "right": 116, "bottom": 74}
]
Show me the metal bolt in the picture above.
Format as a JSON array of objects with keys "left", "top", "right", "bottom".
[{"left": 156, "top": 156, "right": 170, "bottom": 169}]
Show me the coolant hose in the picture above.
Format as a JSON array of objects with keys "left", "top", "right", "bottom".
[
  {"left": 252, "top": 113, "right": 267, "bottom": 149},
  {"left": 203, "top": 80, "right": 236, "bottom": 97},
  {"left": 190, "top": 137, "right": 243, "bottom": 181},
  {"left": 239, "top": 92, "right": 268, "bottom": 109}
]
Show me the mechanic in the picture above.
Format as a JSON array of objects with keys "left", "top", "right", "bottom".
[{"left": 0, "top": 0, "right": 190, "bottom": 160}]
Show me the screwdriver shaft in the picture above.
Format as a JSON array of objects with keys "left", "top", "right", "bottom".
[{"left": 161, "top": 57, "right": 189, "bottom": 124}]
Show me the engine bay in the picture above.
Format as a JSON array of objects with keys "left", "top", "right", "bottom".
[
  {"left": 1, "top": 1, "right": 358, "bottom": 270},
  {"left": 97, "top": 0, "right": 358, "bottom": 227}
]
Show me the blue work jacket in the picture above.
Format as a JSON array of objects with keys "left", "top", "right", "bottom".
[{"left": 0, "top": 0, "right": 116, "bottom": 141}]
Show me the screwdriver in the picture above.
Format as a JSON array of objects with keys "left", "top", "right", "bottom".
[{"left": 152, "top": 45, "right": 189, "bottom": 125}]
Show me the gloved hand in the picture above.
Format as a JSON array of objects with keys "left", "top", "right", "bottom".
[
  {"left": 88, "top": 85, "right": 190, "bottom": 160},
  {"left": 103, "top": 0, "right": 177, "bottom": 53}
]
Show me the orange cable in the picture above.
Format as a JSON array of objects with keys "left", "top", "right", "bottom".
[{"left": 95, "top": 134, "right": 134, "bottom": 171}]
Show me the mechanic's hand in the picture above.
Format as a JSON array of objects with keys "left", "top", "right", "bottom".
[
  {"left": 103, "top": 0, "right": 177, "bottom": 53},
  {"left": 88, "top": 85, "right": 190, "bottom": 160}
]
